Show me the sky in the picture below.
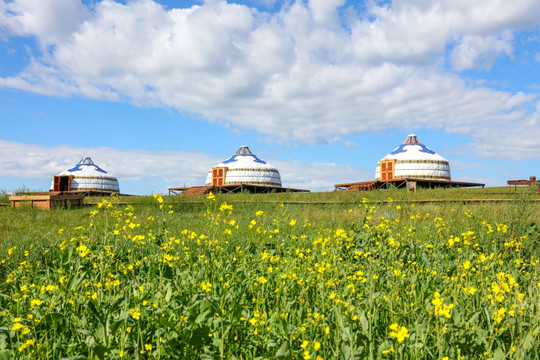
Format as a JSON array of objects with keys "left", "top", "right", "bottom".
[{"left": 1, "top": 0, "right": 540, "bottom": 195}]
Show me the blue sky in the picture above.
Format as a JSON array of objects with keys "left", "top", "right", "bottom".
[{"left": 1, "top": 0, "right": 540, "bottom": 194}]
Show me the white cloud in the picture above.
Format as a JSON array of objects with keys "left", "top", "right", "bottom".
[
  {"left": 0, "top": 140, "right": 365, "bottom": 193},
  {"left": 450, "top": 32, "right": 513, "bottom": 71},
  {"left": 1, "top": 0, "right": 540, "bottom": 159},
  {"left": 534, "top": 52, "right": 540, "bottom": 62},
  {"left": 0, "top": 0, "right": 89, "bottom": 45}
]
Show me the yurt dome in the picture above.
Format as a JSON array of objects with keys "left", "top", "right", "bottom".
[
  {"left": 51, "top": 157, "right": 120, "bottom": 193},
  {"left": 375, "top": 134, "right": 451, "bottom": 181},
  {"left": 205, "top": 146, "right": 282, "bottom": 187}
]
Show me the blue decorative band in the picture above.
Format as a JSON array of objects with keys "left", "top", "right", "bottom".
[
  {"left": 393, "top": 159, "right": 449, "bottom": 166},
  {"left": 223, "top": 154, "right": 267, "bottom": 164},
  {"left": 67, "top": 164, "right": 108, "bottom": 174},
  {"left": 390, "top": 143, "right": 435, "bottom": 155}
]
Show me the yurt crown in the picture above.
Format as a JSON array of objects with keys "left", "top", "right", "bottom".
[
  {"left": 403, "top": 134, "right": 420, "bottom": 144},
  {"left": 80, "top": 157, "right": 96, "bottom": 165},
  {"left": 235, "top": 146, "right": 253, "bottom": 155}
]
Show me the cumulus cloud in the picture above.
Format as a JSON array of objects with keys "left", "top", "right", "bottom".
[
  {"left": 0, "top": 140, "right": 365, "bottom": 193},
  {"left": 1, "top": 0, "right": 540, "bottom": 159},
  {"left": 450, "top": 32, "right": 513, "bottom": 71}
]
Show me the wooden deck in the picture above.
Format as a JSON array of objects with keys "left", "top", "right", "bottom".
[
  {"left": 169, "top": 184, "right": 309, "bottom": 195},
  {"left": 9, "top": 194, "right": 85, "bottom": 210},
  {"left": 335, "top": 178, "right": 485, "bottom": 191},
  {"left": 507, "top": 176, "right": 539, "bottom": 192}
]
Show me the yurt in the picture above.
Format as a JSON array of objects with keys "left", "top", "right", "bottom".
[
  {"left": 375, "top": 134, "right": 451, "bottom": 181},
  {"left": 205, "top": 146, "right": 282, "bottom": 187},
  {"left": 51, "top": 157, "right": 120, "bottom": 194}
]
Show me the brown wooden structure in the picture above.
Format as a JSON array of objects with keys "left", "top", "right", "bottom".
[
  {"left": 211, "top": 167, "right": 228, "bottom": 186},
  {"left": 52, "top": 175, "right": 74, "bottom": 192},
  {"left": 9, "top": 193, "right": 85, "bottom": 210},
  {"left": 169, "top": 184, "right": 309, "bottom": 196},
  {"left": 507, "top": 176, "right": 539, "bottom": 192},
  {"left": 335, "top": 178, "right": 485, "bottom": 192}
]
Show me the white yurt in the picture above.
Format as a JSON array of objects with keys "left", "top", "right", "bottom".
[
  {"left": 51, "top": 157, "right": 120, "bottom": 193},
  {"left": 375, "top": 134, "right": 451, "bottom": 181},
  {"left": 205, "top": 146, "right": 282, "bottom": 187}
]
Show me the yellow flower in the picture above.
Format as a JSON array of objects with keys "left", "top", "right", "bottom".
[
  {"left": 388, "top": 323, "right": 409, "bottom": 344},
  {"left": 11, "top": 322, "right": 24, "bottom": 332},
  {"left": 129, "top": 308, "right": 141, "bottom": 320},
  {"left": 17, "top": 339, "right": 34, "bottom": 352},
  {"left": 313, "top": 341, "right": 321, "bottom": 351},
  {"left": 200, "top": 281, "right": 212, "bottom": 293},
  {"left": 207, "top": 192, "right": 215, "bottom": 201},
  {"left": 494, "top": 308, "right": 506, "bottom": 324},
  {"left": 30, "top": 299, "right": 43, "bottom": 309},
  {"left": 145, "top": 344, "right": 152, "bottom": 351},
  {"left": 301, "top": 340, "right": 309, "bottom": 349},
  {"left": 431, "top": 292, "right": 454, "bottom": 319}
]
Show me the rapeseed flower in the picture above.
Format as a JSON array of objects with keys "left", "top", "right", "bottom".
[{"left": 388, "top": 323, "right": 409, "bottom": 343}]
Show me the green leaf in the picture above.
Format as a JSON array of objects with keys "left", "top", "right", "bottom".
[
  {"left": 110, "top": 320, "right": 125, "bottom": 336},
  {"left": 522, "top": 331, "right": 535, "bottom": 351},
  {"left": 275, "top": 341, "right": 290, "bottom": 358},
  {"left": 195, "top": 309, "right": 212, "bottom": 325},
  {"left": 87, "top": 301, "right": 104, "bottom": 324},
  {"left": 93, "top": 344, "right": 109, "bottom": 360},
  {"left": 360, "top": 312, "right": 369, "bottom": 333},
  {"left": 165, "top": 284, "right": 172, "bottom": 302},
  {"left": 110, "top": 296, "right": 126, "bottom": 312},
  {"left": 0, "top": 350, "right": 14, "bottom": 360},
  {"left": 189, "top": 326, "right": 210, "bottom": 349},
  {"left": 158, "top": 317, "right": 178, "bottom": 333},
  {"left": 340, "top": 343, "right": 352, "bottom": 360},
  {"left": 492, "top": 347, "right": 505, "bottom": 360}
]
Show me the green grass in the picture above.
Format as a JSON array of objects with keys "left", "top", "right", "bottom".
[{"left": 0, "top": 189, "right": 539, "bottom": 359}]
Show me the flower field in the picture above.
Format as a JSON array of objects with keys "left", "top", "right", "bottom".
[{"left": 0, "top": 191, "right": 539, "bottom": 359}]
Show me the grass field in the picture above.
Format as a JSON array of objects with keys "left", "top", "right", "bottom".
[{"left": 0, "top": 187, "right": 539, "bottom": 359}]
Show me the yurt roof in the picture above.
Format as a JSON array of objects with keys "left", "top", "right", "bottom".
[
  {"left": 381, "top": 134, "right": 448, "bottom": 161},
  {"left": 215, "top": 146, "right": 277, "bottom": 169},
  {"left": 59, "top": 157, "right": 115, "bottom": 176}
]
